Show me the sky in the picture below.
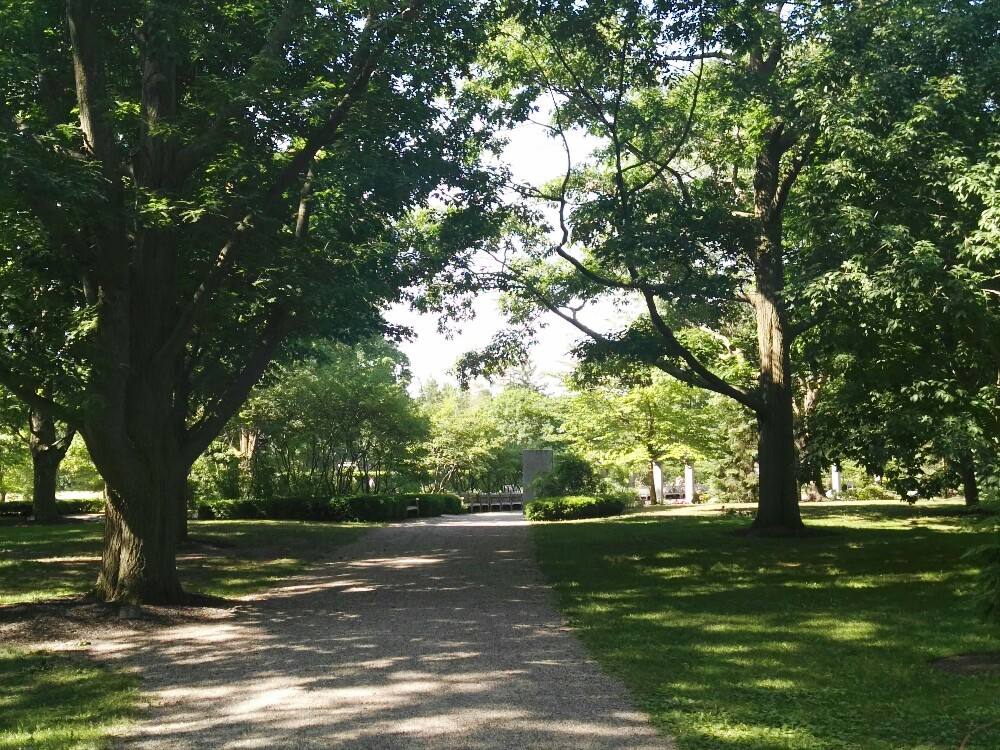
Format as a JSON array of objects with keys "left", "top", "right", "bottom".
[{"left": 384, "top": 118, "right": 617, "bottom": 395}]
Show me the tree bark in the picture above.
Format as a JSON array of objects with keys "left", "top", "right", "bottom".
[
  {"left": 748, "top": 150, "right": 804, "bottom": 532},
  {"left": 808, "top": 465, "right": 826, "bottom": 500},
  {"left": 29, "top": 406, "right": 73, "bottom": 523},
  {"left": 962, "top": 462, "right": 980, "bottom": 507},
  {"left": 95, "top": 476, "right": 185, "bottom": 604}
]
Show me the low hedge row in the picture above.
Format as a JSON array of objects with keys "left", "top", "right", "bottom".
[
  {"left": 55, "top": 498, "right": 105, "bottom": 514},
  {"left": 524, "top": 495, "right": 628, "bottom": 522},
  {"left": 0, "top": 498, "right": 105, "bottom": 517},
  {"left": 197, "top": 492, "right": 465, "bottom": 522}
]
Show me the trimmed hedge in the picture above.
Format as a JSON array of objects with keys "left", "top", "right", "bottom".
[
  {"left": 0, "top": 498, "right": 105, "bottom": 517},
  {"left": 196, "top": 498, "right": 265, "bottom": 520},
  {"left": 524, "top": 495, "right": 628, "bottom": 522},
  {"left": 399, "top": 493, "right": 466, "bottom": 517},
  {"left": 55, "top": 498, "right": 105, "bottom": 514},
  {"left": 0, "top": 502, "right": 32, "bottom": 517},
  {"left": 197, "top": 492, "right": 465, "bottom": 522}
]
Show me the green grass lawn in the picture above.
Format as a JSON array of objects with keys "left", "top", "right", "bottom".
[
  {"left": 0, "top": 519, "right": 371, "bottom": 605},
  {"left": 532, "top": 500, "right": 1000, "bottom": 750},
  {"left": 0, "top": 649, "right": 137, "bottom": 750},
  {"left": 0, "top": 518, "right": 371, "bottom": 749}
]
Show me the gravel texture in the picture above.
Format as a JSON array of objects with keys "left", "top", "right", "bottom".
[{"left": 98, "top": 513, "right": 675, "bottom": 749}]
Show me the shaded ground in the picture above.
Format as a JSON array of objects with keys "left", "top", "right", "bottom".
[
  {"left": 532, "top": 502, "right": 1000, "bottom": 750},
  {"left": 83, "top": 514, "right": 672, "bottom": 749},
  {"left": 0, "top": 519, "right": 369, "bottom": 606}
]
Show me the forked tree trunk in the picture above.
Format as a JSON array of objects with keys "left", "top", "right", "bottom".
[{"left": 29, "top": 406, "right": 72, "bottom": 523}]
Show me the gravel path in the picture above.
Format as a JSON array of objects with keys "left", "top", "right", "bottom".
[{"left": 101, "top": 513, "right": 675, "bottom": 749}]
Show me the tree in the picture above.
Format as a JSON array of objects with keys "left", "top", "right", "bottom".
[
  {"left": 562, "top": 367, "right": 720, "bottom": 498},
  {"left": 230, "top": 339, "right": 428, "bottom": 497},
  {"left": 419, "top": 381, "right": 563, "bottom": 493},
  {"left": 0, "top": 0, "right": 495, "bottom": 601},
  {"left": 28, "top": 403, "right": 76, "bottom": 522},
  {"left": 471, "top": 0, "right": 996, "bottom": 532},
  {"left": 790, "top": 0, "right": 1000, "bottom": 506}
]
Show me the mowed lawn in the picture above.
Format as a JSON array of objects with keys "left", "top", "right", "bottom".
[
  {"left": 0, "top": 519, "right": 371, "bottom": 605},
  {"left": 0, "top": 519, "right": 371, "bottom": 750},
  {"left": 532, "top": 501, "right": 1000, "bottom": 750}
]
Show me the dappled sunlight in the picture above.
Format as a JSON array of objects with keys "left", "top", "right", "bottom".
[
  {"left": 348, "top": 555, "right": 447, "bottom": 569},
  {"left": 532, "top": 502, "right": 1000, "bottom": 749},
  {"left": 91, "top": 514, "right": 671, "bottom": 749}
]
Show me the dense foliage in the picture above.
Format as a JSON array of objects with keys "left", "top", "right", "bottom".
[
  {"left": 524, "top": 494, "right": 629, "bottom": 521},
  {"left": 197, "top": 492, "right": 463, "bottom": 522}
]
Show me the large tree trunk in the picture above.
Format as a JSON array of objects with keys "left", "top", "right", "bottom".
[
  {"left": 748, "top": 185, "right": 804, "bottom": 532},
  {"left": 753, "top": 385, "right": 803, "bottom": 531},
  {"left": 29, "top": 406, "right": 72, "bottom": 523},
  {"left": 741, "top": 110, "right": 807, "bottom": 534},
  {"left": 96, "top": 474, "right": 186, "bottom": 604},
  {"left": 808, "top": 465, "right": 826, "bottom": 501},
  {"left": 961, "top": 462, "right": 980, "bottom": 507}
]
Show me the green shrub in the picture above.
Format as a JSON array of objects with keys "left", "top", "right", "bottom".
[
  {"left": 844, "top": 484, "right": 898, "bottom": 502},
  {"left": 524, "top": 495, "right": 627, "bottom": 522},
  {"left": 195, "top": 493, "right": 464, "bottom": 523},
  {"left": 196, "top": 498, "right": 264, "bottom": 520},
  {"left": 256, "top": 495, "right": 336, "bottom": 520},
  {"left": 55, "top": 498, "right": 105, "bottom": 514},
  {"left": 397, "top": 493, "right": 465, "bottom": 517},
  {"left": 0, "top": 501, "right": 32, "bottom": 517},
  {"left": 327, "top": 494, "right": 407, "bottom": 522},
  {"left": 531, "top": 454, "right": 600, "bottom": 497}
]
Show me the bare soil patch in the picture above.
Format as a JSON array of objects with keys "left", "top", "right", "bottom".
[{"left": 931, "top": 653, "right": 1000, "bottom": 675}]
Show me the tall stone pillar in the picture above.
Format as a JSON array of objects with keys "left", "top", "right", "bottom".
[
  {"left": 652, "top": 462, "right": 663, "bottom": 504},
  {"left": 522, "top": 450, "right": 554, "bottom": 503},
  {"left": 684, "top": 461, "right": 695, "bottom": 504},
  {"left": 831, "top": 463, "right": 842, "bottom": 495}
]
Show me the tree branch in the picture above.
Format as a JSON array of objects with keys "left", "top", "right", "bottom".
[
  {"left": 182, "top": 309, "right": 291, "bottom": 464},
  {"left": 774, "top": 121, "right": 820, "bottom": 216},
  {"left": 66, "top": 0, "right": 121, "bottom": 177},
  {"left": 154, "top": 3, "right": 418, "bottom": 368},
  {"left": 640, "top": 288, "right": 760, "bottom": 411}
]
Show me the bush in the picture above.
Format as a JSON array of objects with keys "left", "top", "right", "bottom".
[
  {"left": 55, "top": 498, "right": 105, "bottom": 514},
  {"left": 0, "top": 501, "right": 32, "bottom": 517},
  {"left": 532, "top": 454, "right": 600, "bottom": 497},
  {"left": 397, "top": 493, "right": 465, "bottom": 517},
  {"left": 524, "top": 495, "right": 628, "bottom": 522},
  {"left": 194, "top": 493, "right": 465, "bottom": 523},
  {"left": 843, "top": 484, "right": 898, "bottom": 502},
  {"left": 256, "top": 495, "right": 336, "bottom": 520},
  {"left": 196, "top": 498, "right": 264, "bottom": 520},
  {"left": 326, "top": 494, "right": 393, "bottom": 521}
]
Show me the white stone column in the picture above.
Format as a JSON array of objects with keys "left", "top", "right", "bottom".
[
  {"left": 652, "top": 462, "right": 663, "bottom": 504},
  {"left": 831, "top": 463, "right": 842, "bottom": 495},
  {"left": 684, "top": 461, "right": 695, "bottom": 504},
  {"left": 522, "top": 449, "right": 553, "bottom": 503}
]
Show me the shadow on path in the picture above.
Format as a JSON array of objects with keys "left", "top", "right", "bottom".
[{"left": 102, "top": 514, "right": 674, "bottom": 749}]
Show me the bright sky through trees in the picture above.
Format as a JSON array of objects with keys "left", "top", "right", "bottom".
[{"left": 386, "top": 118, "right": 611, "bottom": 392}]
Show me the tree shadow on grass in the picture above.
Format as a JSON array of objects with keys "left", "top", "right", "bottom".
[
  {"left": 93, "top": 516, "right": 674, "bottom": 750},
  {"left": 533, "top": 512, "right": 1000, "bottom": 750}
]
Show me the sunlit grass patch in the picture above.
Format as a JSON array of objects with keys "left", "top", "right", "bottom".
[
  {"left": 0, "top": 518, "right": 371, "bottom": 604},
  {"left": 533, "top": 500, "right": 1000, "bottom": 750},
  {"left": 0, "top": 649, "right": 137, "bottom": 750}
]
